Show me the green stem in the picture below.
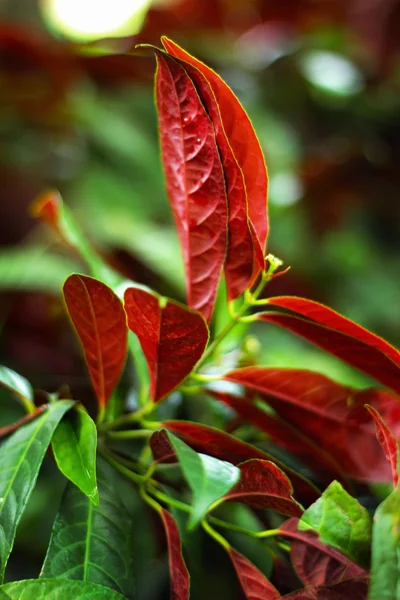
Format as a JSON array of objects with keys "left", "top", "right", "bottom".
[
  {"left": 99, "top": 404, "right": 155, "bottom": 432},
  {"left": 140, "top": 485, "right": 162, "bottom": 514},
  {"left": 98, "top": 446, "right": 144, "bottom": 485},
  {"left": 202, "top": 518, "right": 231, "bottom": 551},
  {"left": 146, "top": 485, "right": 192, "bottom": 514},
  {"left": 105, "top": 429, "right": 153, "bottom": 440}
]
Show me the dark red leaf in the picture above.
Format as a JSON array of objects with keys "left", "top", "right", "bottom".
[
  {"left": 226, "top": 459, "right": 303, "bottom": 517},
  {"left": 259, "top": 296, "right": 400, "bottom": 395},
  {"left": 280, "top": 519, "right": 368, "bottom": 588},
  {"left": 284, "top": 578, "right": 368, "bottom": 599},
  {"left": 124, "top": 287, "right": 209, "bottom": 401},
  {"left": 63, "top": 274, "right": 128, "bottom": 408},
  {"left": 210, "top": 389, "right": 347, "bottom": 483},
  {"left": 366, "top": 404, "right": 399, "bottom": 486},
  {"left": 228, "top": 547, "right": 281, "bottom": 599},
  {"left": 162, "top": 37, "right": 268, "bottom": 279},
  {"left": 161, "top": 37, "right": 263, "bottom": 299},
  {"left": 150, "top": 429, "right": 177, "bottom": 463},
  {"left": 160, "top": 509, "right": 190, "bottom": 600},
  {"left": 0, "top": 406, "right": 47, "bottom": 440},
  {"left": 224, "top": 367, "right": 400, "bottom": 482},
  {"left": 162, "top": 420, "right": 320, "bottom": 504},
  {"left": 154, "top": 49, "right": 228, "bottom": 321}
]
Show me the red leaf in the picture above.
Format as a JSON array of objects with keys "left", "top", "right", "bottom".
[
  {"left": 280, "top": 519, "right": 367, "bottom": 588},
  {"left": 224, "top": 367, "right": 400, "bottom": 482},
  {"left": 154, "top": 49, "right": 228, "bottom": 321},
  {"left": 259, "top": 296, "right": 400, "bottom": 395},
  {"left": 162, "top": 420, "right": 320, "bottom": 504},
  {"left": 31, "top": 189, "right": 62, "bottom": 232},
  {"left": 162, "top": 37, "right": 268, "bottom": 278},
  {"left": 366, "top": 404, "right": 399, "bottom": 486},
  {"left": 210, "top": 390, "right": 347, "bottom": 483},
  {"left": 150, "top": 429, "right": 177, "bottom": 463},
  {"left": 161, "top": 37, "right": 263, "bottom": 299},
  {"left": 63, "top": 274, "right": 128, "bottom": 408},
  {"left": 226, "top": 459, "right": 303, "bottom": 517},
  {"left": 284, "top": 579, "right": 368, "bottom": 599},
  {"left": 160, "top": 509, "right": 190, "bottom": 600},
  {"left": 228, "top": 547, "right": 281, "bottom": 600},
  {"left": 124, "top": 287, "right": 209, "bottom": 401}
]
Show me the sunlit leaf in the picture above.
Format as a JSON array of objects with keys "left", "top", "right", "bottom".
[
  {"left": 0, "top": 366, "right": 33, "bottom": 405},
  {"left": 1, "top": 579, "right": 126, "bottom": 599}
]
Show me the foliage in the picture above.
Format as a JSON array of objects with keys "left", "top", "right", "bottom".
[{"left": 1, "top": 37, "right": 400, "bottom": 599}]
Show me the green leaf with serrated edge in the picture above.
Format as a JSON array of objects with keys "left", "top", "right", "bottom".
[
  {"left": 52, "top": 406, "right": 98, "bottom": 505},
  {"left": 0, "top": 366, "right": 33, "bottom": 404},
  {"left": 166, "top": 431, "right": 240, "bottom": 529},
  {"left": 1, "top": 579, "right": 126, "bottom": 599},
  {"left": 0, "top": 400, "right": 73, "bottom": 582},
  {"left": 41, "top": 459, "right": 135, "bottom": 599},
  {"left": 299, "top": 480, "right": 372, "bottom": 568},
  {"left": 368, "top": 483, "right": 400, "bottom": 599}
]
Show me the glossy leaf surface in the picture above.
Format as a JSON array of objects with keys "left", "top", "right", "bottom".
[
  {"left": 155, "top": 50, "right": 228, "bottom": 320},
  {"left": 52, "top": 407, "right": 98, "bottom": 504},
  {"left": 162, "top": 421, "right": 320, "bottom": 504},
  {"left": 224, "top": 367, "right": 400, "bottom": 482},
  {"left": 124, "top": 287, "right": 208, "bottom": 401},
  {"left": 63, "top": 275, "right": 128, "bottom": 408},
  {"left": 226, "top": 459, "right": 303, "bottom": 517},
  {"left": 0, "top": 401, "right": 73, "bottom": 581},
  {"left": 299, "top": 481, "right": 371, "bottom": 567},
  {"left": 366, "top": 405, "right": 399, "bottom": 487},
  {"left": 41, "top": 460, "right": 134, "bottom": 598},
  {"left": 167, "top": 431, "right": 240, "bottom": 528},
  {"left": 1, "top": 579, "right": 126, "bottom": 599},
  {"left": 228, "top": 548, "right": 281, "bottom": 600},
  {"left": 259, "top": 296, "right": 400, "bottom": 395},
  {"left": 0, "top": 366, "right": 34, "bottom": 405},
  {"left": 160, "top": 509, "right": 190, "bottom": 600},
  {"left": 162, "top": 37, "right": 268, "bottom": 271}
]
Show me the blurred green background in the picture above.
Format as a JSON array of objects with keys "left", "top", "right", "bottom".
[{"left": 1, "top": 0, "right": 400, "bottom": 597}]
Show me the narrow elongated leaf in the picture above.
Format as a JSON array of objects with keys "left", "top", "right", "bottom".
[
  {"left": 63, "top": 274, "right": 128, "bottom": 408},
  {"left": 1, "top": 579, "right": 126, "bottom": 599},
  {"left": 154, "top": 50, "right": 228, "bottom": 320},
  {"left": 52, "top": 406, "right": 98, "bottom": 504},
  {"left": 41, "top": 459, "right": 134, "bottom": 598},
  {"left": 124, "top": 287, "right": 208, "bottom": 401},
  {"left": 285, "top": 579, "right": 368, "bottom": 599},
  {"left": 166, "top": 431, "right": 240, "bottom": 528},
  {"left": 369, "top": 485, "right": 400, "bottom": 599},
  {"left": 0, "top": 400, "right": 73, "bottom": 581},
  {"left": 225, "top": 459, "right": 303, "bottom": 517},
  {"left": 162, "top": 421, "right": 320, "bottom": 504},
  {"left": 259, "top": 296, "right": 400, "bottom": 395},
  {"left": 160, "top": 509, "right": 190, "bottom": 600},
  {"left": 0, "top": 366, "right": 33, "bottom": 405},
  {"left": 299, "top": 481, "right": 372, "bottom": 568},
  {"left": 366, "top": 405, "right": 399, "bottom": 487},
  {"left": 228, "top": 548, "right": 281, "bottom": 599},
  {"left": 161, "top": 39, "right": 261, "bottom": 299},
  {"left": 224, "top": 367, "right": 400, "bottom": 482},
  {"left": 162, "top": 37, "right": 268, "bottom": 270}
]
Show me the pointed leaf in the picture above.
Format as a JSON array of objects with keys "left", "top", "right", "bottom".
[
  {"left": 2, "top": 579, "right": 126, "bottom": 599},
  {"left": 225, "top": 459, "right": 303, "bottom": 517},
  {"left": 0, "top": 366, "right": 33, "bottom": 405},
  {"left": 369, "top": 484, "right": 400, "bottom": 599},
  {"left": 259, "top": 296, "right": 400, "bottom": 395},
  {"left": 285, "top": 578, "right": 368, "bottom": 599},
  {"left": 161, "top": 38, "right": 263, "bottom": 298},
  {"left": 162, "top": 421, "right": 320, "bottom": 504},
  {"left": 366, "top": 405, "right": 399, "bottom": 487},
  {"left": 160, "top": 509, "right": 190, "bottom": 600},
  {"left": 166, "top": 431, "right": 240, "bottom": 528},
  {"left": 228, "top": 548, "right": 281, "bottom": 599},
  {"left": 154, "top": 49, "right": 228, "bottom": 320},
  {"left": 299, "top": 481, "right": 372, "bottom": 568},
  {"left": 63, "top": 274, "right": 128, "bottom": 408},
  {"left": 41, "top": 459, "right": 134, "bottom": 598},
  {"left": 124, "top": 287, "right": 208, "bottom": 401},
  {"left": 224, "top": 367, "right": 400, "bottom": 482},
  {"left": 0, "top": 400, "right": 73, "bottom": 581},
  {"left": 162, "top": 37, "right": 268, "bottom": 274},
  {"left": 52, "top": 406, "right": 98, "bottom": 504}
]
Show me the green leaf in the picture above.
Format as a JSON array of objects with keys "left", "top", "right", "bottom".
[
  {"left": 299, "top": 480, "right": 372, "bottom": 567},
  {"left": 41, "top": 459, "right": 135, "bottom": 599},
  {"left": 52, "top": 406, "right": 98, "bottom": 504},
  {"left": 0, "top": 366, "right": 33, "bottom": 406},
  {"left": 0, "top": 401, "right": 73, "bottom": 582},
  {"left": 0, "top": 589, "right": 11, "bottom": 599},
  {"left": 369, "top": 484, "right": 400, "bottom": 599},
  {"left": 166, "top": 432, "right": 240, "bottom": 529},
  {"left": 1, "top": 579, "right": 126, "bottom": 599}
]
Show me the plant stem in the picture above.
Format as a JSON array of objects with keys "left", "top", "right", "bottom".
[
  {"left": 105, "top": 429, "right": 153, "bottom": 440},
  {"left": 146, "top": 485, "right": 192, "bottom": 514},
  {"left": 202, "top": 518, "right": 231, "bottom": 551},
  {"left": 98, "top": 446, "right": 144, "bottom": 485},
  {"left": 99, "top": 404, "right": 156, "bottom": 432}
]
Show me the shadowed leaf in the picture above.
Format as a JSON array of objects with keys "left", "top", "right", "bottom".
[
  {"left": 284, "top": 578, "right": 368, "bottom": 599},
  {"left": 366, "top": 405, "right": 399, "bottom": 487},
  {"left": 160, "top": 509, "right": 190, "bottom": 600}
]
